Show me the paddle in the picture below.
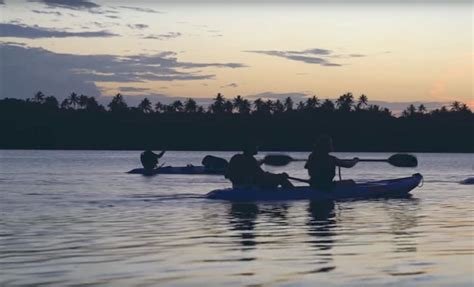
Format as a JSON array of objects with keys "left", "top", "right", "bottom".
[{"left": 263, "top": 153, "right": 418, "bottom": 168}]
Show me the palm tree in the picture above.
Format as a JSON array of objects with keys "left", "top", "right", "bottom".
[
  {"left": 402, "top": 104, "right": 417, "bottom": 117},
  {"left": 357, "top": 94, "right": 368, "bottom": 110},
  {"left": 336, "top": 92, "right": 354, "bottom": 112},
  {"left": 417, "top": 104, "right": 427, "bottom": 114},
  {"left": 272, "top": 99, "right": 285, "bottom": 114},
  {"left": 223, "top": 100, "right": 234, "bottom": 114},
  {"left": 32, "top": 91, "right": 45, "bottom": 103},
  {"left": 320, "top": 99, "right": 335, "bottom": 111},
  {"left": 171, "top": 100, "right": 183, "bottom": 113},
  {"left": 253, "top": 98, "right": 264, "bottom": 113},
  {"left": 78, "top": 94, "right": 88, "bottom": 109},
  {"left": 155, "top": 102, "right": 164, "bottom": 113},
  {"left": 68, "top": 92, "right": 79, "bottom": 109},
  {"left": 210, "top": 93, "right": 225, "bottom": 114},
  {"left": 284, "top": 97, "right": 293, "bottom": 112},
  {"left": 184, "top": 98, "right": 198, "bottom": 113},
  {"left": 85, "top": 96, "right": 102, "bottom": 112},
  {"left": 296, "top": 101, "right": 305, "bottom": 111},
  {"left": 233, "top": 96, "right": 251, "bottom": 114},
  {"left": 450, "top": 101, "right": 461, "bottom": 112},
  {"left": 305, "top": 96, "right": 320, "bottom": 110},
  {"left": 138, "top": 98, "right": 153, "bottom": 114},
  {"left": 108, "top": 93, "right": 128, "bottom": 113}
]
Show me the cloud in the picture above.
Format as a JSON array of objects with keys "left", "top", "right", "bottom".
[
  {"left": 221, "top": 83, "right": 238, "bottom": 88},
  {"left": 143, "top": 32, "right": 182, "bottom": 40},
  {"left": 127, "top": 24, "right": 148, "bottom": 30},
  {"left": 118, "top": 87, "right": 151, "bottom": 92},
  {"left": 31, "top": 9, "right": 63, "bottom": 15},
  {"left": 29, "top": 0, "right": 99, "bottom": 9},
  {"left": 0, "top": 23, "right": 117, "bottom": 38},
  {"left": 246, "top": 49, "right": 341, "bottom": 66},
  {"left": 0, "top": 43, "right": 246, "bottom": 100},
  {"left": 118, "top": 6, "right": 162, "bottom": 13},
  {"left": 0, "top": 0, "right": 4, "bottom": 4}
]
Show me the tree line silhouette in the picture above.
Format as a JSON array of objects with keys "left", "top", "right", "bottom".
[{"left": 1, "top": 91, "right": 472, "bottom": 152}]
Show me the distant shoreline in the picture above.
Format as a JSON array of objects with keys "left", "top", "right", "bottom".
[{"left": 2, "top": 94, "right": 473, "bottom": 153}]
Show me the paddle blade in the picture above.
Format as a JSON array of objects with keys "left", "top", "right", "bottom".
[
  {"left": 388, "top": 154, "right": 418, "bottom": 167},
  {"left": 263, "top": 154, "right": 294, "bottom": 166}
]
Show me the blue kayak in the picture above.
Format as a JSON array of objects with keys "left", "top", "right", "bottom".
[
  {"left": 128, "top": 166, "right": 225, "bottom": 175},
  {"left": 206, "top": 173, "right": 423, "bottom": 201}
]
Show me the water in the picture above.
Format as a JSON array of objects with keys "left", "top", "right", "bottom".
[{"left": 0, "top": 151, "right": 473, "bottom": 286}]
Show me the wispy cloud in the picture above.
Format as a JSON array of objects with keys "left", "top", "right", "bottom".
[
  {"left": 245, "top": 49, "right": 341, "bottom": 66},
  {"left": 29, "top": 0, "right": 99, "bottom": 10},
  {"left": 142, "top": 32, "right": 182, "bottom": 40},
  {"left": 118, "top": 6, "right": 162, "bottom": 14},
  {"left": 119, "top": 87, "right": 151, "bottom": 92},
  {"left": 0, "top": 43, "right": 246, "bottom": 99},
  {"left": 0, "top": 23, "right": 117, "bottom": 38},
  {"left": 31, "top": 9, "right": 63, "bottom": 16},
  {"left": 127, "top": 24, "right": 149, "bottom": 30},
  {"left": 221, "top": 83, "right": 238, "bottom": 88}
]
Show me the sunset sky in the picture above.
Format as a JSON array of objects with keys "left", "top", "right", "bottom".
[{"left": 0, "top": 0, "right": 472, "bottom": 108}]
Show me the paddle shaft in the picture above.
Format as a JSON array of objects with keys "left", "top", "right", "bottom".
[
  {"left": 287, "top": 158, "right": 388, "bottom": 163},
  {"left": 288, "top": 176, "right": 310, "bottom": 183}
]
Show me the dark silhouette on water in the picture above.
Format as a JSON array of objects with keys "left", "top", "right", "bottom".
[
  {"left": 305, "top": 135, "right": 358, "bottom": 190},
  {"left": 201, "top": 155, "right": 228, "bottom": 172},
  {"left": 225, "top": 144, "right": 293, "bottom": 188},
  {"left": 140, "top": 149, "right": 165, "bottom": 170},
  {"left": 0, "top": 92, "right": 472, "bottom": 151}
]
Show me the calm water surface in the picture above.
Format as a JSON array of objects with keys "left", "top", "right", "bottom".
[{"left": 0, "top": 151, "right": 473, "bottom": 286}]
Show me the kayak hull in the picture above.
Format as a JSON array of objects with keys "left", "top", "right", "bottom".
[
  {"left": 128, "top": 166, "right": 225, "bottom": 175},
  {"left": 206, "top": 173, "right": 423, "bottom": 201}
]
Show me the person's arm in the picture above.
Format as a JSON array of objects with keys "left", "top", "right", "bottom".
[
  {"left": 335, "top": 157, "right": 359, "bottom": 168},
  {"left": 156, "top": 150, "right": 166, "bottom": 158}
]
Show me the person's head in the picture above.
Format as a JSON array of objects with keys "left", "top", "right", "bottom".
[
  {"left": 314, "top": 134, "right": 333, "bottom": 154},
  {"left": 242, "top": 143, "right": 258, "bottom": 156}
]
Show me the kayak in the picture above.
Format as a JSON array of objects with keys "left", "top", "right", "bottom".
[
  {"left": 206, "top": 173, "right": 423, "bottom": 201},
  {"left": 127, "top": 166, "right": 225, "bottom": 175}
]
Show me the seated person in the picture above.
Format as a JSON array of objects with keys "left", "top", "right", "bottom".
[
  {"left": 225, "top": 144, "right": 293, "bottom": 189},
  {"left": 305, "top": 135, "right": 358, "bottom": 190},
  {"left": 202, "top": 155, "right": 229, "bottom": 172},
  {"left": 140, "top": 150, "right": 165, "bottom": 171}
]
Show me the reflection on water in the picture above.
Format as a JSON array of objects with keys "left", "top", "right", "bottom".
[{"left": 0, "top": 151, "right": 473, "bottom": 286}]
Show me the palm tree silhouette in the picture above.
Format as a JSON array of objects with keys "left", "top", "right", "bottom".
[
  {"left": 284, "top": 97, "right": 293, "bottom": 112},
  {"left": 155, "top": 102, "right": 164, "bottom": 113},
  {"left": 68, "top": 92, "right": 79, "bottom": 109},
  {"left": 321, "top": 99, "right": 335, "bottom": 111},
  {"left": 184, "top": 98, "right": 198, "bottom": 113},
  {"left": 336, "top": 93, "right": 354, "bottom": 112},
  {"left": 224, "top": 100, "right": 234, "bottom": 114},
  {"left": 33, "top": 91, "right": 45, "bottom": 103},
  {"left": 305, "top": 96, "right": 320, "bottom": 111},
  {"left": 138, "top": 98, "right": 153, "bottom": 113},
  {"left": 210, "top": 93, "right": 225, "bottom": 114},
  {"left": 108, "top": 93, "right": 128, "bottom": 113},
  {"left": 417, "top": 104, "right": 427, "bottom": 114},
  {"left": 78, "top": 94, "right": 88, "bottom": 109},
  {"left": 356, "top": 94, "right": 368, "bottom": 110}
]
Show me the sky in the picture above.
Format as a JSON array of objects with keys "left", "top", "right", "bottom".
[{"left": 0, "top": 0, "right": 472, "bottom": 109}]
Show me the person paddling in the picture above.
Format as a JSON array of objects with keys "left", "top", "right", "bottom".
[
  {"left": 305, "top": 135, "right": 358, "bottom": 190},
  {"left": 140, "top": 149, "right": 166, "bottom": 171},
  {"left": 225, "top": 144, "right": 293, "bottom": 188}
]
